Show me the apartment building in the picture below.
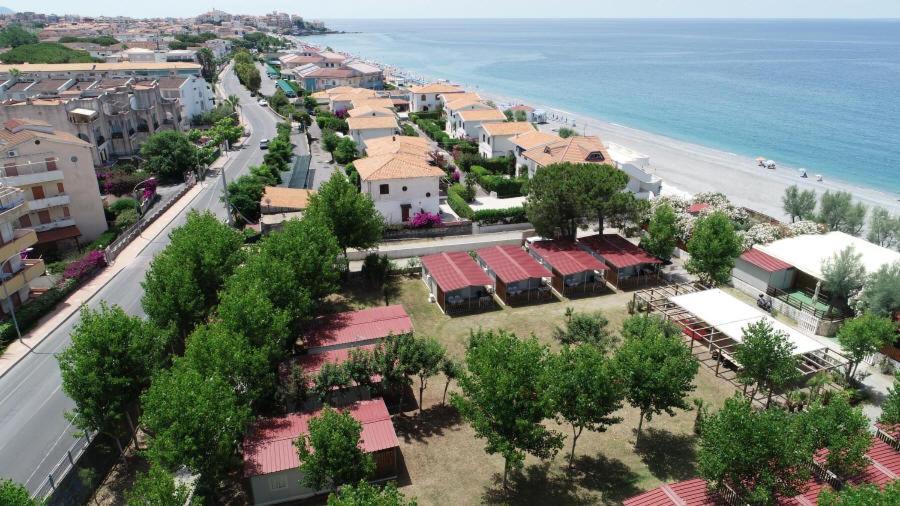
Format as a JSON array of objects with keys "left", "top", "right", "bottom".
[
  {"left": 0, "top": 185, "right": 44, "bottom": 316},
  {"left": 0, "top": 119, "right": 107, "bottom": 251}
]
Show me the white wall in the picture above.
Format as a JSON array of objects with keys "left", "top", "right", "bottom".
[
  {"left": 410, "top": 92, "right": 440, "bottom": 113},
  {"left": 479, "top": 133, "right": 518, "bottom": 159},
  {"left": 351, "top": 127, "right": 397, "bottom": 146},
  {"left": 364, "top": 176, "right": 440, "bottom": 224},
  {"left": 179, "top": 77, "right": 216, "bottom": 121}
]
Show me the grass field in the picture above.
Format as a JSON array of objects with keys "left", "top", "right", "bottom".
[{"left": 327, "top": 275, "right": 736, "bottom": 505}]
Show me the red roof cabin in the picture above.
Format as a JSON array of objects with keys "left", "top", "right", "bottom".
[
  {"left": 474, "top": 245, "right": 553, "bottom": 306},
  {"left": 243, "top": 398, "right": 400, "bottom": 505},
  {"left": 421, "top": 251, "right": 494, "bottom": 315},
  {"left": 731, "top": 247, "right": 796, "bottom": 298},
  {"left": 577, "top": 234, "right": 663, "bottom": 290},
  {"left": 524, "top": 239, "right": 607, "bottom": 298},
  {"left": 298, "top": 305, "right": 413, "bottom": 353}
]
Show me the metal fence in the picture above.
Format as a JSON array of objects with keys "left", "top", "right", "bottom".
[{"left": 31, "top": 431, "right": 95, "bottom": 500}]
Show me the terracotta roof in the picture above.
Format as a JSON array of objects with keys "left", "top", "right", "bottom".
[
  {"left": 260, "top": 187, "right": 314, "bottom": 213},
  {"left": 354, "top": 154, "right": 444, "bottom": 181},
  {"left": 511, "top": 131, "right": 563, "bottom": 150},
  {"left": 364, "top": 135, "right": 433, "bottom": 158},
  {"left": 154, "top": 76, "right": 188, "bottom": 90},
  {"left": 444, "top": 98, "right": 489, "bottom": 112},
  {"left": 0, "top": 119, "right": 88, "bottom": 147},
  {"left": 456, "top": 109, "right": 507, "bottom": 122},
  {"left": 308, "top": 67, "right": 360, "bottom": 79},
  {"left": 421, "top": 251, "right": 493, "bottom": 292},
  {"left": 740, "top": 248, "right": 794, "bottom": 273},
  {"left": 351, "top": 98, "right": 395, "bottom": 110},
  {"left": 522, "top": 135, "right": 612, "bottom": 167},
  {"left": 622, "top": 478, "right": 719, "bottom": 506},
  {"left": 0, "top": 62, "right": 200, "bottom": 72},
  {"left": 303, "top": 305, "right": 413, "bottom": 351},
  {"left": 346, "top": 116, "right": 399, "bottom": 131},
  {"left": 481, "top": 122, "right": 536, "bottom": 137},
  {"left": 578, "top": 234, "right": 662, "bottom": 270},
  {"left": 409, "top": 83, "right": 464, "bottom": 94},
  {"left": 347, "top": 106, "right": 395, "bottom": 118},
  {"left": 243, "top": 398, "right": 399, "bottom": 477},
  {"left": 476, "top": 245, "right": 550, "bottom": 284},
  {"left": 528, "top": 240, "right": 607, "bottom": 276},
  {"left": 441, "top": 92, "right": 481, "bottom": 104},
  {"left": 508, "top": 105, "right": 535, "bottom": 112}
]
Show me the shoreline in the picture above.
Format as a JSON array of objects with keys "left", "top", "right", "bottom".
[{"left": 302, "top": 39, "right": 900, "bottom": 221}]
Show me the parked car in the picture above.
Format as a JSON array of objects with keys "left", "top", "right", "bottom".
[
  {"left": 258, "top": 99, "right": 268, "bottom": 107},
  {"left": 260, "top": 138, "right": 269, "bottom": 149}
]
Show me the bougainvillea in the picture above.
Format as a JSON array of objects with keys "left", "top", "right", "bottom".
[
  {"left": 409, "top": 211, "right": 443, "bottom": 229},
  {"left": 63, "top": 250, "right": 107, "bottom": 280}
]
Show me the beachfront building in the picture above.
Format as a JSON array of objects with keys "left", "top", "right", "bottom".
[
  {"left": 451, "top": 108, "right": 507, "bottom": 140},
  {"left": 509, "top": 131, "right": 562, "bottom": 177},
  {"left": 347, "top": 106, "right": 395, "bottom": 119},
  {"left": 0, "top": 62, "right": 205, "bottom": 87},
  {"left": 475, "top": 245, "right": 553, "bottom": 306},
  {"left": 733, "top": 231, "right": 900, "bottom": 336},
  {"left": 408, "top": 83, "right": 465, "bottom": 113},
  {"left": 521, "top": 135, "right": 613, "bottom": 179},
  {"left": 0, "top": 119, "right": 107, "bottom": 251},
  {"left": 506, "top": 104, "right": 547, "bottom": 123},
  {"left": 363, "top": 135, "right": 433, "bottom": 158},
  {"left": 524, "top": 239, "right": 608, "bottom": 298},
  {"left": 0, "top": 186, "right": 44, "bottom": 317},
  {"left": 353, "top": 154, "right": 444, "bottom": 224},
  {"left": 287, "top": 59, "right": 385, "bottom": 92},
  {"left": 259, "top": 186, "right": 314, "bottom": 234},
  {"left": 606, "top": 142, "right": 662, "bottom": 199},
  {"left": 478, "top": 121, "right": 537, "bottom": 159},
  {"left": 421, "top": 251, "right": 494, "bottom": 314},
  {"left": 243, "top": 399, "right": 400, "bottom": 505},
  {"left": 347, "top": 116, "right": 400, "bottom": 147}
]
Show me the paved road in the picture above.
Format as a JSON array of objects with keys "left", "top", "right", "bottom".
[{"left": 0, "top": 66, "right": 279, "bottom": 495}]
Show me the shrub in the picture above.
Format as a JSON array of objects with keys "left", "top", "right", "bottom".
[
  {"left": 107, "top": 197, "right": 137, "bottom": 216},
  {"left": 361, "top": 253, "right": 392, "bottom": 287},
  {"left": 454, "top": 152, "right": 484, "bottom": 172},
  {"left": 472, "top": 207, "right": 528, "bottom": 225},
  {"left": 409, "top": 211, "right": 442, "bottom": 229},
  {"left": 400, "top": 124, "right": 418, "bottom": 137},
  {"left": 63, "top": 250, "right": 107, "bottom": 281},
  {"left": 0, "top": 278, "right": 79, "bottom": 349},
  {"left": 470, "top": 166, "right": 527, "bottom": 198},
  {"left": 448, "top": 185, "right": 474, "bottom": 220},
  {"left": 114, "top": 208, "right": 139, "bottom": 230},
  {"left": 85, "top": 230, "right": 118, "bottom": 250},
  {"left": 97, "top": 169, "right": 150, "bottom": 196}
]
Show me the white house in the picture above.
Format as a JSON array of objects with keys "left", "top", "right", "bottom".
[
  {"left": 444, "top": 96, "right": 492, "bottom": 135},
  {"left": 606, "top": 142, "right": 662, "bottom": 199},
  {"left": 157, "top": 76, "right": 216, "bottom": 122},
  {"left": 347, "top": 116, "right": 399, "bottom": 146},
  {"left": 478, "top": 121, "right": 536, "bottom": 159},
  {"left": 510, "top": 131, "right": 562, "bottom": 176},
  {"left": 363, "top": 135, "right": 433, "bottom": 158},
  {"left": 347, "top": 106, "right": 395, "bottom": 118},
  {"left": 408, "top": 83, "right": 464, "bottom": 113},
  {"left": 452, "top": 108, "right": 506, "bottom": 139},
  {"left": 354, "top": 154, "right": 445, "bottom": 224},
  {"left": 521, "top": 135, "right": 613, "bottom": 179}
]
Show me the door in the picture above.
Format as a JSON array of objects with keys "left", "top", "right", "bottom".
[
  {"left": 400, "top": 204, "right": 412, "bottom": 223},
  {"left": 31, "top": 186, "right": 45, "bottom": 200},
  {"left": 38, "top": 210, "right": 51, "bottom": 224}
]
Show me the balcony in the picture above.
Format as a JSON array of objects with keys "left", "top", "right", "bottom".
[
  {"left": 0, "top": 258, "right": 45, "bottom": 296},
  {"left": 27, "top": 194, "right": 71, "bottom": 212},
  {"left": 0, "top": 193, "right": 26, "bottom": 223},
  {"left": 33, "top": 218, "right": 76, "bottom": 232},
  {"left": 0, "top": 162, "right": 64, "bottom": 187},
  {"left": 0, "top": 229, "right": 37, "bottom": 263}
]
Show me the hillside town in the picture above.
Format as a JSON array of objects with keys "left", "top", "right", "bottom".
[{"left": 0, "top": 8, "right": 897, "bottom": 506}]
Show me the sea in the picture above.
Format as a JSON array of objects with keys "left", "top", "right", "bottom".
[{"left": 303, "top": 19, "right": 900, "bottom": 194}]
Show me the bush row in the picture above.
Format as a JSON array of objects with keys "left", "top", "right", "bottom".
[
  {"left": 469, "top": 166, "right": 527, "bottom": 198},
  {"left": 409, "top": 111, "right": 443, "bottom": 122},
  {"left": 447, "top": 184, "right": 474, "bottom": 220},
  {"left": 472, "top": 206, "right": 528, "bottom": 225}
]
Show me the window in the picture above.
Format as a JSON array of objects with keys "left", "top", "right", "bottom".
[
  {"left": 57, "top": 183, "right": 65, "bottom": 194},
  {"left": 379, "top": 184, "right": 389, "bottom": 195},
  {"left": 62, "top": 206, "right": 70, "bottom": 218},
  {"left": 45, "top": 157, "right": 57, "bottom": 171},
  {"left": 421, "top": 95, "right": 426, "bottom": 100},
  {"left": 37, "top": 210, "right": 51, "bottom": 225},
  {"left": 19, "top": 214, "right": 31, "bottom": 227},
  {"left": 268, "top": 474, "right": 288, "bottom": 491},
  {"left": 31, "top": 186, "right": 45, "bottom": 200},
  {"left": 4, "top": 162, "right": 17, "bottom": 177}
]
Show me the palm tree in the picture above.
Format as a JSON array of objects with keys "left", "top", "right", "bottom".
[{"left": 225, "top": 94, "right": 240, "bottom": 112}]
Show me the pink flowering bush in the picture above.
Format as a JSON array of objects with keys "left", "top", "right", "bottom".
[
  {"left": 63, "top": 250, "right": 107, "bottom": 280},
  {"left": 409, "top": 211, "right": 442, "bottom": 229},
  {"left": 141, "top": 178, "right": 157, "bottom": 201}
]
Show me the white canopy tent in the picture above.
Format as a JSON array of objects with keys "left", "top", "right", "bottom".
[{"left": 758, "top": 231, "right": 900, "bottom": 281}]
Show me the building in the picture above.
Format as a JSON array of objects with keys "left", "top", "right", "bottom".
[
  {"left": 421, "top": 251, "right": 494, "bottom": 314},
  {"left": 506, "top": 104, "right": 546, "bottom": 123},
  {"left": 347, "top": 116, "right": 399, "bottom": 146},
  {"left": 347, "top": 106, "right": 394, "bottom": 119},
  {"left": 478, "top": 121, "right": 537, "bottom": 159},
  {"left": 259, "top": 186, "right": 314, "bottom": 234},
  {"left": 353, "top": 154, "right": 444, "bottom": 224},
  {"left": 0, "top": 186, "right": 44, "bottom": 317},
  {"left": 0, "top": 119, "right": 107, "bottom": 250},
  {"left": 577, "top": 234, "right": 662, "bottom": 290},
  {"left": 157, "top": 76, "right": 215, "bottom": 123},
  {"left": 606, "top": 142, "right": 662, "bottom": 199},
  {"left": 475, "top": 245, "right": 552, "bottom": 306},
  {"left": 287, "top": 55, "right": 384, "bottom": 92},
  {"left": 203, "top": 39, "right": 233, "bottom": 60},
  {"left": 363, "top": 135, "right": 433, "bottom": 158},
  {"left": 243, "top": 399, "right": 400, "bottom": 505},
  {"left": 451, "top": 108, "right": 506, "bottom": 140},
  {"left": 408, "top": 83, "right": 464, "bottom": 113},
  {"left": 509, "top": 131, "right": 562, "bottom": 177},
  {"left": 524, "top": 239, "right": 608, "bottom": 298},
  {"left": 297, "top": 305, "right": 413, "bottom": 353},
  {"left": 521, "top": 135, "right": 613, "bottom": 179},
  {"left": 165, "top": 49, "right": 198, "bottom": 63}
]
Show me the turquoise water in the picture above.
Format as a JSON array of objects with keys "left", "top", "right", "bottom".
[{"left": 304, "top": 19, "right": 900, "bottom": 194}]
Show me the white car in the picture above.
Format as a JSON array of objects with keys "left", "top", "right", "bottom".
[{"left": 258, "top": 99, "right": 268, "bottom": 107}]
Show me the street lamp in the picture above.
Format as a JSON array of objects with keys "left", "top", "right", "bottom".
[{"left": 0, "top": 248, "right": 32, "bottom": 351}]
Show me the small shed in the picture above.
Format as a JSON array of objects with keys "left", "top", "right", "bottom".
[
  {"left": 578, "top": 234, "right": 662, "bottom": 290},
  {"left": 475, "top": 245, "right": 552, "bottom": 305},
  {"left": 297, "top": 305, "right": 413, "bottom": 353},
  {"left": 244, "top": 399, "right": 399, "bottom": 505},
  {"left": 524, "top": 239, "right": 607, "bottom": 298},
  {"left": 732, "top": 247, "right": 795, "bottom": 295},
  {"left": 421, "top": 251, "right": 494, "bottom": 314}
]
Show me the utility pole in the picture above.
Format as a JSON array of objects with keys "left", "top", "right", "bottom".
[{"left": 220, "top": 163, "right": 232, "bottom": 226}]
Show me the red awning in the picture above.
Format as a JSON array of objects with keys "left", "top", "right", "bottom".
[
  {"left": 740, "top": 248, "right": 793, "bottom": 273},
  {"left": 36, "top": 225, "right": 81, "bottom": 245},
  {"left": 421, "top": 251, "right": 492, "bottom": 292},
  {"left": 527, "top": 240, "right": 606, "bottom": 276},
  {"left": 475, "top": 245, "right": 549, "bottom": 284},
  {"left": 578, "top": 234, "right": 662, "bottom": 270}
]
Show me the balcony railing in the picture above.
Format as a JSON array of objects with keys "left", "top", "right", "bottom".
[
  {"left": 27, "top": 194, "right": 71, "bottom": 212},
  {"left": 0, "top": 258, "right": 45, "bottom": 296},
  {"left": 0, "top": 228, "right": 36, "bottom": 262},
  {"left": 33, "top": 218, "right": 76, "bottom": 232},
  {"left": 765, "top": 285, "right": 849, "bottom": 320}
]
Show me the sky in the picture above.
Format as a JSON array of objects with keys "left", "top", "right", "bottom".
[{"left": 4, "top": 0, "right": 900, "bottom": 19}]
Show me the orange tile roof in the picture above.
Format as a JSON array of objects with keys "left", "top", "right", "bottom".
[
  {"left": 410, "top": 83, "right": 464, "bottom": 94},
  {"left": 481, "top": 122, "right": 536, "bottom": 137},
  {"left": 456, "top": 109, "right": 507, "bottom": 122},
  {"left": 347, "top": 116, "right": 399, "bottom": 131},
  {"left": 0, "top": 119, "right": 88, "bottom": 147},
  {"left": 354, "top": 154, "right": 445, "bottom": 181},
  {"left": 260, "top": 187, "right": 314, "bottom": 213},
  {"left": 347, "top": 106, "right": 395, "bottom": 118},
  {"left": 523, "top": 135, "right": 613, "bottom": 167},
  {"left": 511, "top": 131, "right": 562, "bottom": 150},
  {"left": 364, "top": 135, "right": 433, "bottom": 157},
  {"left": 351, "top": 98, "right": 395, "bottom": 110}
]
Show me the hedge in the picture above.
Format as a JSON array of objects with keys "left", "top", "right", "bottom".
[
  {"left": 447, "top": 184, "right": 474, "bottom": 220},
  {"left": 0, "top": 278, "right": 78, "bottom": 350},
  {"left": 470, "top": 166, "right": 527, "bottom": 198},
  {"left": 410, "top": 111, "right": 443, "bottom": 122},
  {"left": 472, "top": 207, "right": 528, "bottom": 225}
]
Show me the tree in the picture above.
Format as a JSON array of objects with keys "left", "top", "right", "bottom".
[
  {"left": 126, "top": 462, "right": 193, "bottom": 506},
  {"left": 837, "top": 313, "right": 897, "bottom": 381},
  {"left": 140, "top": 362, "right": 251, "bottom": 492},
  {"left": 58, "top": 304, "right": 168, "bottom": 456},
  {"left": 304, "top": 95, "right": 318, "bottom": 111},
  {"left": 860, "top": 262, "right": 900, "bottom": 317},
  {"left": 821, "top": 245, "right": 867, "bottom": 317},
  {"left": 879, "top": 372, "right": 900, "bottom": 425},
  {"left": 313, "top": 362, "right": 352, "bottom": 403},
  {"left": 295, "top": 406, "right": 375, "bottom": 490},
  {"left": 334, "top": 137, "right": 358, "bottom": 165},
  {"left": 216, "top": 267, "right": 294, "bottom": 353},
  {"left": 549, "top": 345, "right": 624, "bottom": 467},
  {"left": 306, "top": 172, "right": 383, "bottom": 257},
  {"left": 141, "top": 211, "right": 245, "bottom": 340},
  {"left": 197, "top": 47, "right": 216, "bottom": 82},
  {"left": 820, "top": 481, "right": 900, "bottom": 506},
  {"left": 698, "top": 396, "right": 812, "bottom": 504},
  {"left": 327, "top": 480, "right": 416, "bottom": 506},
  {"left": 208, "top": 117, "right": 242, "bottom": 148},
  {"left": 140, "top": 130, "right": 199, "bottom": 181},
  {"left": 0, "top": 25, "right": 39, "bottom": 48},
  {"left": 0, "top": 42, "right": 94, "bottom": 64},
  {"left": 558, "top": 127, "right": 575, "bottom": 138},
  {"left": 642, "top": 203, "right": 679, "bottom": 261},
  {"left": 583, "top": 164, "right": 629, "bottom": 232},
  {"left": 733, "top": 319, "right": 799, "bottom": 407},
  {"left": 409, "top": 337, "right": 446, "bottom": 413},
  {"left": 451, "top": 329, "right": 564, "bottom": 489},
  {"left": 225, "top": 174, "right": 266, "bottom": 223},
  {"left": 796, "top": 394, "right": 872, "bottom": 478},
  {"left": 525, "top": 162, "right": 592, "bottom": 240},
  {"left": 224, "top": 94, "right": 240, "bottom": 112},
  {"left": 817, "top": 190, "right": 867, "bottom": 235},
  {"left": 781, "top": 185, "right": 816, "bottom": 223},
  {"left": 440, "top": 357, "right": 461, "bottom": 406},
  {"left": 686, "top": 211, "right": 743, "bottom": 286},
  {"left": 0, "top": 478, "right": 39, "bottom": 506},
  {"left": 552, "top": 310, "right": 613, "bottom": 349},
  {"left": 614, "top": 315, "right": 698, "bottom": 443},
  {"left": 867, "top": 207, "right": 900, "bottom": 248},
  {"left": 345, "top": 348, "right": 376, "bottom": 397}
]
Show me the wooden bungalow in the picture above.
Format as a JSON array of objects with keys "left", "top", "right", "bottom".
[
  {"left": 297, "top": 305, "right": 413, "bottom": 353},
  {"left": 524, "top": 239, "right": 607, "bottom": 298},
  {"left": 577, "top": 234, "right": 662, "bottom": 290},
  {"left": 475, "top": 245, "right": 553, "bottom": 306},
  {"left": 421, "top": 251, "right": 494, "bottom": 314}
]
